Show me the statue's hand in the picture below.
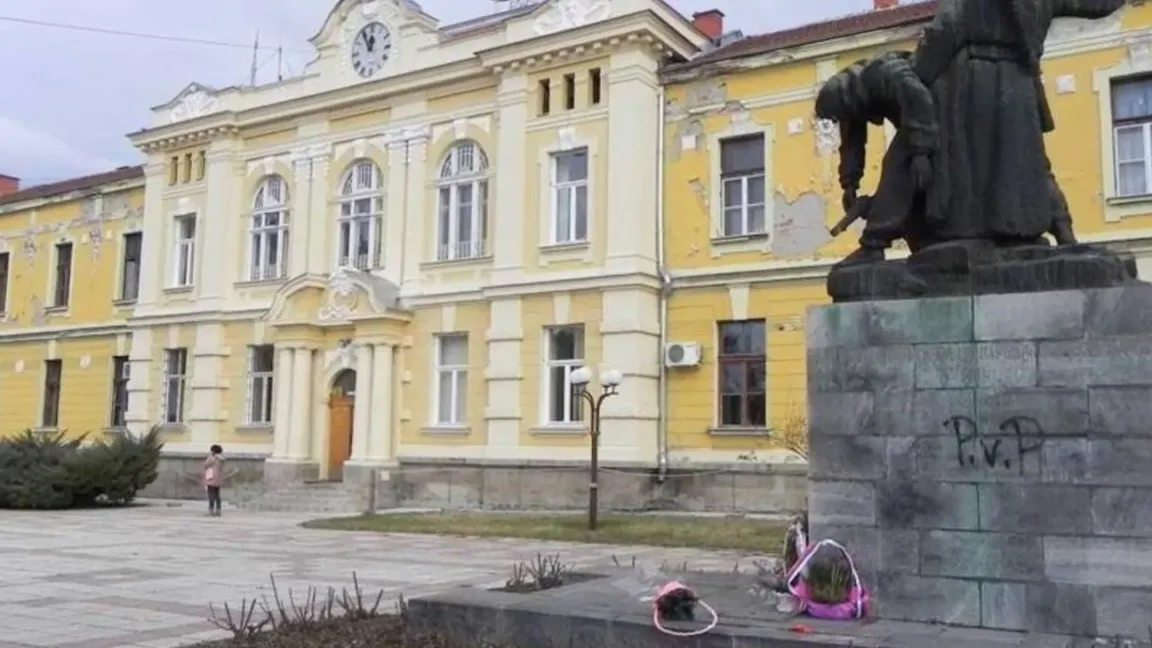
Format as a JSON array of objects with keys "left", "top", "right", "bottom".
[
  {"left": 910, "top": 154, "right": 933, "bottom": 190},
  {"left": 841, "top": 188, "right": 857, "bottom": 213}
]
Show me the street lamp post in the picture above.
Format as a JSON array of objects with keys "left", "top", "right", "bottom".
[{"left": 570, "top": 366, "right": 622, "bottom": 531}]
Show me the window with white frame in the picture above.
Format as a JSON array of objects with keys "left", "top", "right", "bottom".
[
  {"left": 434, "top": 334, "right": 468, "bottom": 425},
  {"left": 719, "top": 134, "right": 766, "bottom": 236},
  {"left": 246, "top": 345, "right": 275, "bottom": 425},
  {"left": 1112, "top": 77, "right": 1152, "bottom": 197},
  {"left": 550, "top": 149, "right": 588, "bottom": 244},
  {"left": 172, "top": 213, "right": 196, "bottom": 287},
  {"left": 544, "top": 325, "right": 585, "bottom": 424},
  {"left": 437, "top": 141, "right": 489, "bottom": 261},
  {"left": 336, "top": 160, "right": 384, "bottom": 270},
  {"left": 250, "top": 175, "right": 289, "bottom": 281},
  {"left": 161, "top": 348, "right": 188, "bottom": 424}
]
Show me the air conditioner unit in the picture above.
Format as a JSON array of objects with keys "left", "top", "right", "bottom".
[{"left": 664, "top": 342, "right": 702, "bottom": 368}]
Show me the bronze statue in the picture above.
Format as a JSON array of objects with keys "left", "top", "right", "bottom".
[{"left": 815, "top": 51, "right": 937, "bottom": 264}]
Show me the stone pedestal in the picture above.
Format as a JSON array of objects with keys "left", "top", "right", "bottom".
[{"left": 806, "top": 286, "right": 1152, "bottom": 637}]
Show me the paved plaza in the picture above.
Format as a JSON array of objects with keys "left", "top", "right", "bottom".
[{"left": 0, "top": 503, "right": 768, "bottom": 648}]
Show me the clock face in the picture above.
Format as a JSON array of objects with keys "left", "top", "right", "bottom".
[{"left": 350, "top": 22, "right": 390, "bottom": 78}]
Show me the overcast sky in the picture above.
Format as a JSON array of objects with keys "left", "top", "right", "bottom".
[{"left": 0, "top": 0, "right": 867, "bottom": 186}]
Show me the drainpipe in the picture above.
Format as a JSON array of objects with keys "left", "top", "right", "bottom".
[{"left": 655, "top": 86, "right": 670, "bottom": 483}]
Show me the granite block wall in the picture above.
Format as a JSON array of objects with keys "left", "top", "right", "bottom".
[{"left": 805, "top": 287, "right": 1152, "bottom": 638}]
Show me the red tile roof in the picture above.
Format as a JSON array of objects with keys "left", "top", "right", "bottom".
[
  {"left": 0, "top": 165, "right": 144, "bottom": 208},
  {"left": 670, "top": 1, "right": 936, "bottom": 70}
]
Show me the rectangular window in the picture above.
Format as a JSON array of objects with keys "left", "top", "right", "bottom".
[
  {"left": 1112, "top": 77, "right": 1152, "bottom": 197},
  {"left": 437, "top": 181, "right": 488, "bottom": 261},
  {"left": 336, "top": 198, "right": 383, "bottom": 270},
  {"left": 42, "top": 359, "right": 62, "bottom": 428},
  {"left": 589, "top": 68, "right": 602, "bottom": 105},
  {"left": 564, "top": 73, "right": 576, "bottom": 110},
  {"left": 717, "top": 320, "right": 767, "bottom": 428},
  {"left": 246, "top": 345, "right": 275, "bottom": 425},
  {"left": 110, "top": 356, "right": 130, "bottom": 428},
  {"left": 196, "top": 151, "right": 206, "bottom": 181},
  {"left": 0, "top": 251, "right": 10, "bottom": 314},
  {"left": 169, "top": 156, "right": 179, "bottom": 185},
  {"left": 434, "top": 334, "right": 468, "bottom": 425},
  {"left": 539, "top": 78, "right": 551, "bottom": 116},
  {"left": 182, "top": 153, "right": 193, "bottom": 183},
  {"left": 545, "top": 325, "right": 585, "bottom": 424},
  {"left": 120, "top": 232, "right": 142, "bottom": 301},
  {"left": 173, "top": 213, "right": 196, "bottom": 287},
  {"left": 52, "top": 242, "right": 73, "bottom": 308},
  {"left": 719, "top": 134, "right": 767, "bottom": 237},
  {"left": 550, "top": 149, "right": 589, "bottom": 244},
  {"left": 162, "top": 348, "right": 188, "bottom": 424}
]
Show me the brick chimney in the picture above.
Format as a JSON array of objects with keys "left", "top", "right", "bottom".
[
  {"left": 692, "top": 9, "right": 724, "bottom": 41},
  {"left": 874, "top": 0, "right": 899, "bottom": 9},
  {"left": 0, "top": 174, "right": 18, "bottom": 197}
]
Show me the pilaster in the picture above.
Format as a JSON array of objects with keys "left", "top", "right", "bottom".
[
  {"left": 187, "top": 322, "right": 229, "bottom": 444},
  {"left": 604, "top": 51, "right": 660, "bottom": 276},
  {"left": 485, "top": 298, "right": 524, "bottom": 456},
  {"left": 305, "top": 145, "right": 332, "bottom": 275},
  {"left": 135, "top": 163, "right": 167, "bottom": 310},
  {"left": 350, "top": 344, "right": 374, "bottom": 460},
  {"left": 492, "top": 72, "right": 529, "bottom": 281},
  {"left": 198, "top": 144, "right": 239, "bottom": 307},
  {"left": 367, "top": 343, "right": 395, "bottom": 461},
  {"left": 384, "top": 141, "right": 408, "bottom": 288},
  {"left": 124, "top": 327, "right": 154, "bottom": 436},
  {"left": 272, "top": 346, "right": 294, "bottom": 458},
  {"left": 597, "top": 288, "right": 660, "bottom": 463},
  {"left": 401, "top": 131, "right": 430, "bottom": 290},
  {"left": 290, "top": 149, "right": 313, "bottom": 278},
  {"left": 288, "top": 347, "right": 315, "bottom": 459}
]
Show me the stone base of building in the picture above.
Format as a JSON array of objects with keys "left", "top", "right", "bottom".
[
  {"left": 806, "top": 286, "right": 1152, "bottom": 637},
  {"left": 140, "top": 454, "right": 807, "bottom": 515}
]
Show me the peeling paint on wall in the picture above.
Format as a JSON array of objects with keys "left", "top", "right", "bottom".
[
  {"left": 771, "top": 191, "right": 832, "bottom": 257},
  {"left": 669, "top": 119, "right": 704, "bottom": 160}
]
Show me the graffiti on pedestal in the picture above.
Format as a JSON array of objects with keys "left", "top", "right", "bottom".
[{"left": 944, "top": 415, "right": 1045, "bottom": 475}]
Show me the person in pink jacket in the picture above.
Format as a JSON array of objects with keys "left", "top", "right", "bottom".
[{"left": 202, "top": 445, "right": 225, "bottom": 517}]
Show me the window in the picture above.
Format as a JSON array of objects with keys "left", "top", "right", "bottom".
[
  {"left": 550, "top": 149, "right": 589, "bottom": 244},
  {"left": 172, "top": 213, "right": 196, "bottom": 287},
  {"left": 1113, "top": 77, "right": 1152, "bottom": 197},
  {"left": 120, "top": 232, "right": 142, "bottom": 301},
  {"left": 717, "top": 320, "right": 767, "bottom": 427},
  {"left": 246, "top": 345, "right": 275, "bottom": 425},
  {"left": 539, "top": 78, "right": 551, "bottom": 116},
  {"left": 589, "top": 68, "right": 602, "bottom": 105},
  {"left": 161, "top": 348, "right": 188, "bottom": 424},
  {"left": 434, "top": 334, "right": 468, "bottom": 425},
  {"left": 564, "top": 73, "right": 576, "bottom": 110},
  {"left": 250, "top": 175, "right": 290, "bottom": 280},
  {"left": 110, "top": 356, "right": 130, "bottom": 428},
  {"left": 169, "top": 156, "right": 179, "bottom": 185},
  {"left": 336, "top": 160, "right": 384, "bottom": 270},
  {"left": 544, "top": 325, "right": 585, "bottom": 424},
  {"left": 0, "top": 251, "right": 10, "bottom": 314},
  {"left": 42, "top": 359, "right": 62, "bottom": 428},
  {"left": 182, "top": 153, "right": 193, "bottom": 183},
  {"left": 196, "top": 151, "right": 206, "bottom": 181},
  {"left": 436, "top": 141, "right": 489, "bottom": 261},
  {"left": 719, "top": 134, "right": 766, "bottom": 236},
  {"left": 52, "top": 242, "right": 73, "bottom": 308}
]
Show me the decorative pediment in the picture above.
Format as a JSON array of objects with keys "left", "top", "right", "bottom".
[
  {"left": 310, "top": 0, "right": 437, "bottom": 49},
  {"left": 531, "top": 0, "right": 613, "bottom": 35},
  {"left": 165, "top": 83, "right": 220, "bottom": 123},
  {"left": 266, "top": 267, "right": 407, "bottom": 326}
]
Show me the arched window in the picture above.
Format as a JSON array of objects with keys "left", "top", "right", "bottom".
[
  {"left": 436, "top": 141, "right": 489, "bottom": 261},
  {"left": 250, "top": 175, "right": 289, "bottom": 281},
  {"left": 336, "top": 160, "right": 384, "bottom": 270}
]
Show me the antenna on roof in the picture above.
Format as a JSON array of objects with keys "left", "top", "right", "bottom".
[{"left": 249, "top": 30, "right": 260, "bottom": 86}]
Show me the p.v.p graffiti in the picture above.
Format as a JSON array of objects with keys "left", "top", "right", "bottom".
[{"left": 944, "top": 415, "right": 1045, "bottom": 475}]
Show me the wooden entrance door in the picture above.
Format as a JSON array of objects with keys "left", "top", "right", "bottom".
[{"left": 328, "top": 395, "right": 354, "bottom": 478}]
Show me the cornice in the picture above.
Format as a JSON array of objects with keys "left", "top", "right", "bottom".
[{"left": 481, "top": 17, "right": 676, "bottom": 74}]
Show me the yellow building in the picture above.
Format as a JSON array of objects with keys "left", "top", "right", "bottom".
[
  {"left": 117, "top": 0, "right": 711, "bottom": 508},
  {"left": 0, "top": 167, "right": 144, "bottom": 438},
  {"left": 660, "top": 1, "right": 1152, "bottom": 464}
]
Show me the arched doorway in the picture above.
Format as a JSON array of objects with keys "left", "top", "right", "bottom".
[{"left": 328, "top": 369, "right": 356, "bottom": 480}]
